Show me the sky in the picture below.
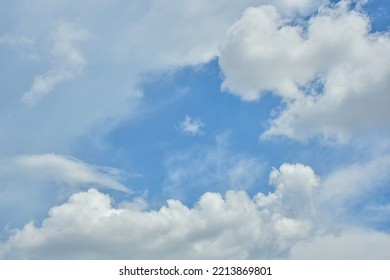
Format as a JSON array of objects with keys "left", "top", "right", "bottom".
[{"left": 0, "top": 0, "right": 389, "bottom": 259}]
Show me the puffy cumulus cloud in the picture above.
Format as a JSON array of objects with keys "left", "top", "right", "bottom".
[
  {"left": 219, "top": 1, "right": 390, "bottom": 142},
  {"left": 4, "top": 153, "right": 130, "bottom": 193},
  {"left": 261, "top": 163, "right": 320, "bottom": 219},
  {"left": 179, "top": 115, "right": 205, "bottom": 136},
  {"left": 164, "top": 134, "right": 265, "bottom": 200},
  {"left": 2, "top": 161, "right": 389, "bottom": 259},
  {"left": 290, "top": 230, "right": 390, "bottom": 259},
  {"left": 219, "top": 5, "right": 310, "bottom": 101},
  {"left": 0, "top": 163, "right": 320, "bottom": 259},
  {"left": 21, "top": 23, "right": 88, "bottom": 105}
]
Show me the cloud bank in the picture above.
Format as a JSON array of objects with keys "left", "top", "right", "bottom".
[
  {"left": 0, "top": 163, "right": 318, "bottom": 259},
  {"left": 1, "top": 161, "right": 389, "bottom": 259}
]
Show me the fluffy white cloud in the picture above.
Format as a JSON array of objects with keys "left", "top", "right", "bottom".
[
  {"left": 219, "top": 1, "right": 390, "bottom": 141},
  {"left": 179, "top": 115, "right": 205, "bottom": 136},
  {"left": 262, "top": 163, "right": 320, "bottom": 219},
  {"left": 0, "top": 163, "right": 320, "bottom": 259},
  {"left": 21, "top": 23, "right": 88, "bottom": 105},
  {"left": 2, "top": 159, "right": 389, "bottom": 259},
  {"left": 219, "top": 5, "right": 309, "bottom": 101}
]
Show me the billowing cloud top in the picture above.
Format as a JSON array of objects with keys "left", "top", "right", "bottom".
[
  {"left": 219, "top": 1, "right": 390, "bottom": 142},
  {"left": 0, "top": 164, "right": 323, "bottom": 259}
]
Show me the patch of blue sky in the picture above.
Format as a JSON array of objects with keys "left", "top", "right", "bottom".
[
  {"left": 94, "top": 59, "right": 280, "bottom": 205},
  {"left": 364, "top": 0, "right": 390, "bottom": 32},
  {"left": 345, "top": 185, "right": 390, "bottom": 232}
]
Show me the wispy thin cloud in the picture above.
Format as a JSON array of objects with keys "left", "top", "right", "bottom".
[
  {"left": 8, "top": 153, "right": 130, "bottom": 193},
  {"left": 22, "top": 23, "right": 88, "bottom": 105},
  {"left": 179, "top": 115, "right": 205, "bottom": 136}
]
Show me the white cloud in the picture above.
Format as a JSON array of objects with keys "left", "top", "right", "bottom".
[
  {"left": 3, "top": 153, "right": 130, "bottom": 193},
  {"left": 21, "top": 23, "right": 88, "bottom": 105},
  {"left": 1, "top": 159, "right": 389, "bottom": 259},
  {"left": 262, "top": 163, "right": 320, "bottom": 219},
  {"left": 0, "top": 163, "right": 321, "bottom": 259},
  {"left": 0, "top": 153, "right": 130, "bottom": 232},
  {"left": 179, "top": 115, "right": 205, "bottom": 136},
  {"left": 219, "top": 5, "right": 309, "bottom": 101},
  {"left": 219, "top": 1, "right": 390, "bottom": 142}
]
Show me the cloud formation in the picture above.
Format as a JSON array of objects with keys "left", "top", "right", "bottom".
[
  {"left": 219, "top": 1, "right": 390, "bottom": 141},
  {"left": 179, "top": 116, "right": 205, "bottom": 135},
  {"left": 2, "top": 160, "right": 388, "bottom": 259},
  {"left": 5, "top": 153, "right": 130, "bottom": 193},
  {"left": 0, "top": 163, "right": 320, "bottom": 259},
  {"left": 22, "top": 23, "right": 88, "bottom": 105},
  {"left": 0, "top": 153, "right": 130, "bottom": 231}
]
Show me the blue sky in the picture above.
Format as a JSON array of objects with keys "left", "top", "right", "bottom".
[{"left": 0, "top": 0, "right": 390, "bottom": 259}]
